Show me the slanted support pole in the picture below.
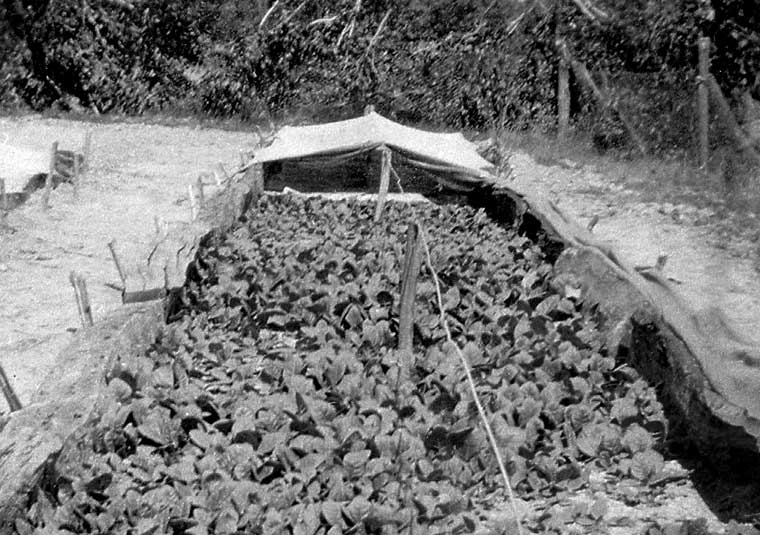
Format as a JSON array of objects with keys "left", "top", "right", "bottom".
[{"left": 374, "top": 146, "right": 391, "bottom": 223}]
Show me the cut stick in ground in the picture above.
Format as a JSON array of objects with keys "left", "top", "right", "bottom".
[
  {"left": 42, "top": 141, "right": 58, "bottom": 210},
  {"left": 69, "top": 271, "right": 86, "bottom": 327},
  {"left": 217, "top": 163, "right": 229, "bottom": 185},
  {"left": 77, "top": 274, "right": 94, "bottom": 326},
  {"left": 107, "top": 239, "right": 128, "bottom": 289},
  {"left": 398, "top": 222, "right": 421, "bottom": 355},
  {"left": 196, "top": 175, "right": 205, "bottom": 205},
  {"left": 0, "top": 364, "right": 22, "bottom": 412},
  {"left": 374, "top": 146, "right": 391, "bottom": 222}
]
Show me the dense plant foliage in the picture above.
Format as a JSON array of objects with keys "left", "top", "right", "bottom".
[
  {"left": 1, "top": 0, "right": 758, "bottom": 148},
  {"left": 15, "top": 196, "right": 670, "bottom": 534}
]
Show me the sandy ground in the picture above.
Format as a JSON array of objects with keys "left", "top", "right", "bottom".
[
  {"left": 0, "top": 116, "right": 253, "bottom": 406},
  {"left": 509, "top": 153, "right": 760, "bottom": 344},
  {"left": 1, "top": 116, "right": 759, "bottom": 531}
]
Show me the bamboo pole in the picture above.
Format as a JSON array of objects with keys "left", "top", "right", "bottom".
[
  {"left": 398, "top": 223, "right": 422, "bottom": 353},
  {"left": 374, "top": 146, "right": 391, "bottom": 223},
  {"left": 42, "top": 142, "right": 58, "bottom": 210},
  {"left": 698, "top": 37, "right": 711, "bottom": 168}
]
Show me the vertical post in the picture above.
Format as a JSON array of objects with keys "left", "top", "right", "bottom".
[
  {"left": 0, "top": 364, "right": 22, "bottom": 412},
  {"left": 196, "top": 175, "right": 205, "bottom": 205},
  {"left": 374, "top": 146, "right": 391, "bottom": 223},
  {"left": 398, "top": 222, "right": 422, "bottom": 353},
  {"left": 558, "top": 57, "right": 570, "bottom": 140},
  {"left": 250, "top": 162, "right": 265, "bottom": 199},
  {"left": 698, "top": 36, "right": 711, "bottom": 168},
  {"left": 107, "top": 239, "right": 127, "bottom": 289},
  {"left": 69, "top": 271, "right": 86, "bottom": 327},
  {"left": 42, "top": 141, "right": 58, "bottom": 210},
  {"left": 557, "top": 33, "right": 570, "bottom": 139},
  {"left": 77, "top": 274, "right": 94, "bottom": 326}
]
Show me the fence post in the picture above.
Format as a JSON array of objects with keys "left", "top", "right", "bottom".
[
  {"left": 558, "top": 58, "right": 570, "bottom": 139},
  {"left": 698, "top": 36, "right": 711, "bottom": 168},
  {"left": 557, "top": 37, "right": 570, "bottom": 139}
]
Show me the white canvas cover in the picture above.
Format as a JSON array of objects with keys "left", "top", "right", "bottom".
[{"left": 253, "top": 112, "right": 496, "bottom": 183}]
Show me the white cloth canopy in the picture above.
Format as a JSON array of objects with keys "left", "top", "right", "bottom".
[{"left": 253, "top": 112, "right": 496, "bottom": 183}]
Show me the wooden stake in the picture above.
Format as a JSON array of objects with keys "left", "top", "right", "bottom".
[
  {"left": 188, "top": 183, "right": 198, "bottom": 220},
  {"left": 248, "top": 163, "right": 265, "bottom": 199},
  {"left": 698, "top": 37, "right": 710, "bottom": 168},
  {"left": 77, "top": 274, "right": 94, "bottom": 326},
  {"left": 69, "top": 271, "right": 86, "bottom": 327},
  {"left": 556, "top": 22, "right": 570, "bottom": 140},
  {"left": 107, "top": 239, "right": 127, "bottom": 289},
  {"left": 42, "top": 141, "right": 58, "bottom": 210},
  {"left": 196, "top": 175, "right": 205, "bottom": 206},
  {"left": 0, "top": 364, "right": 22, "bottom": 412},
  {"left": 558, "top": 55, "right": 570, "bottom": 139},
  {"left": 217, "top": 163, "right": 229, "bottom": 185},
  {"left": 398, "top": 222, "right": 422, "bottom": 353},
  {"left": 374, "top": 146, "right": 391, "bottom": 223}
]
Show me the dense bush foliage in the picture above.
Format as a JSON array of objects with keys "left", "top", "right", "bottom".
[{"left": 1, "top": 0, "right": 758, "bottom": 148}]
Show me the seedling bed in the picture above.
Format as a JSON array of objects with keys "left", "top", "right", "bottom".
[{"left": 14, "top": 195, "right": 670, "bottom": 535}]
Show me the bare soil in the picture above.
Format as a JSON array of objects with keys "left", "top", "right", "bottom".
[
  {"left": 0, "top": 115, "right": 252, "bottom": 405},
  {"left": 1, "top": 116, "right": 759, "bottom": 532}
]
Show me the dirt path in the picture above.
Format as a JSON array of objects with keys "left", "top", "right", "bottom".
[
  {"left": 0, "top": 116, "right": 253, "bottom": 407},
  {"left": 509, "top": 153, "right": 760, "bottom": 345}
]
